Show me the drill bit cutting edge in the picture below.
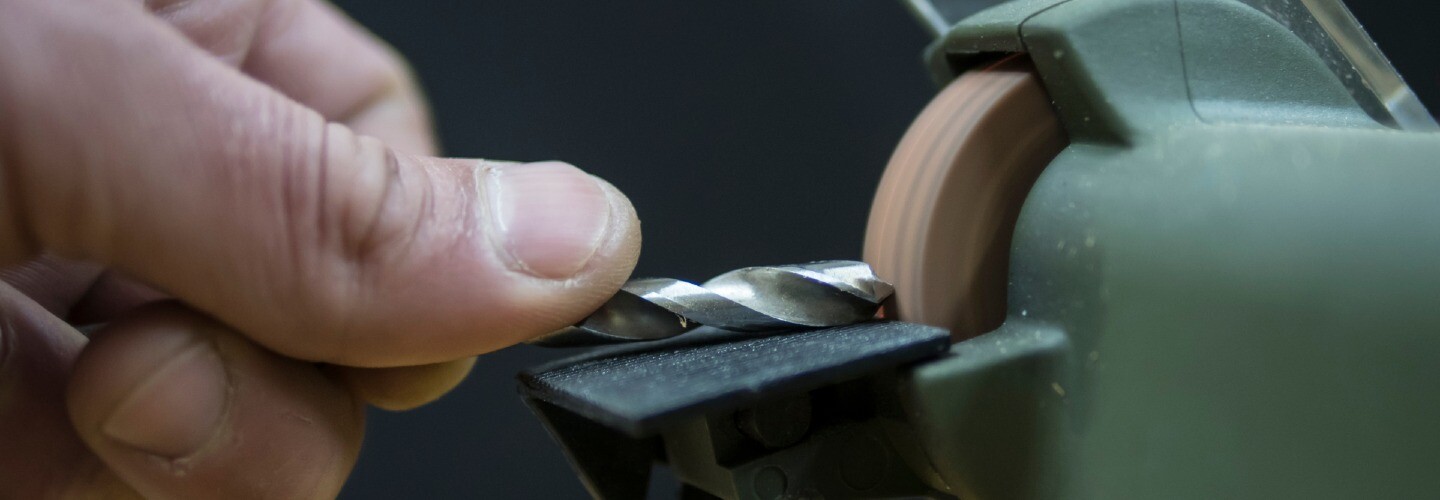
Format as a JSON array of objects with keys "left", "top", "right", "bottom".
[{"left": 528, "top": 261, "right": 894, "bottom": 347}]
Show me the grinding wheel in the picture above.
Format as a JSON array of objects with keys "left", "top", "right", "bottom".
[{"left": 864, "top": 58, "right": 1068, "bottom": 342}]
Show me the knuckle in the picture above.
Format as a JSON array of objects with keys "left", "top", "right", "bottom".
[
  {"left": 148, "top": 0, "right": 278, "bottom": 63},
  {"left": 325, "top": 129, "right": 423, "bottom": 270},
  {"left": 281, "top": 126, "right": 429, "bottom": 362},
  {"left": 235, "top": 114, "right": 366, "bottom": 360}
]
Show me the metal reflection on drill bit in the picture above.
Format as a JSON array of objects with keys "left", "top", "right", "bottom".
[{"left": 528, "top": 260, "right": 894, "bottom": 347}]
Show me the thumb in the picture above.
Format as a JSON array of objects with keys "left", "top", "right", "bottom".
[{"left": 0, "top": 1, "right": 640, "bottom": 366}]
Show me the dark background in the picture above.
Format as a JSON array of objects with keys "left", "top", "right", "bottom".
[{"left": 328, "top": 2, "right": 1438, "bottom": 498}]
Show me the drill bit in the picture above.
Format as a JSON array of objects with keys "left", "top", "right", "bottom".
[{"left": 528, "top": 260, "right": 894, "bottom": 347}]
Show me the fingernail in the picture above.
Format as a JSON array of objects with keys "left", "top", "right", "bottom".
[
  {"left": 485, "top": 161, "right": 612, "bottom": 279},
  {"left": 102, "top": 338, "right": 228, "bottom": 458}
]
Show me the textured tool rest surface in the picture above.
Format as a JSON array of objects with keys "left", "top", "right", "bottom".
[{"left": 519, "top": 321, "right": 949, "bottom": 437}]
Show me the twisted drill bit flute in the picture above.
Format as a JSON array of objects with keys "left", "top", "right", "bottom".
[{"left": 528, "top": 260, "right": 894, "bottom": 347}]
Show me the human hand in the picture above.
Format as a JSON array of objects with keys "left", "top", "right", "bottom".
[{"left": 0, "top": 0, "right": 641, "bottom": 497}]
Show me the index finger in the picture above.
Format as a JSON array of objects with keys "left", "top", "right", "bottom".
[{"left": 152, "top": 0, "right": 437, "bottom": 154}]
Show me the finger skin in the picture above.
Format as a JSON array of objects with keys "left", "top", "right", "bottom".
[
  {"left": 152, "top": 0, "right": 436, "bottom": 154},
  {"left": 245, "top": 0, "right": 436, "bottom": 154},
  {"left": 0, "top": 284, "right": 138, "bottom": 498},
  {"left": 148, "top": 0, "right": 474, "bottom": 396},
  {"left": 0, "top": 0, "right": 642, "bottom": 366},
  {"left": 68, "top": 303, "right": 364, "bottom": 499},
  {"left": 331, "top": 357, "right": 477, "bottom": 411},
  {"left": 0, "top": 254, "right": 103, "bottom": 316}
]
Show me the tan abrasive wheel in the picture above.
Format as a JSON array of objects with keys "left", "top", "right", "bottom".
[{"left": 864, "top": 57, "right": 1068, "bottom": 342}]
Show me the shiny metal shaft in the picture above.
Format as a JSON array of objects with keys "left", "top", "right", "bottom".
[{"left": 528, "top": 260, "right": 893, "bottom": 347}]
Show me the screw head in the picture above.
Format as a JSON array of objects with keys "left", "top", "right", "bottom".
[
  {"left": 752, "top": 466, "right": 788, "bottom": 500},
  {"left": 736, "top": 395, "right": 812, "bottom": 449}
]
